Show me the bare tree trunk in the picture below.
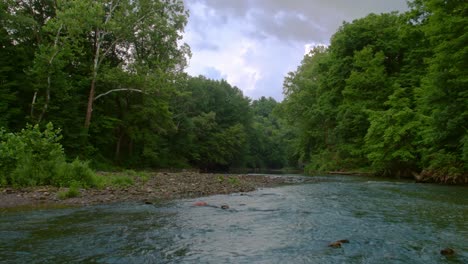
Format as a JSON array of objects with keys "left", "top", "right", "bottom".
[
  {"left": 84, "top": 77, "right": 96, "bottom": 129},
  {"left": 115, "top": 96, "right": 124, "bottom": 162},
  {"left": 84, "top": 27, "right": 101, "bottom": 129},
  {"left": 38, "top": 76, "right": 51, "bottom": 123},
  {"left": 83, "top": 1, "right": 117, "bottom": 129},
  {"left": 31, "top": 24, "right": 62, "bottom": 123},
  {"left": 31, "top": 91, "right": 38, "bottom": 118},
  {"left": 115, "top": 130, "right": 123, "bottom": 161}
]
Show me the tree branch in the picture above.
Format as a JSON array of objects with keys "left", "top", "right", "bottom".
[{"left": 94, "top": 88, "right": 146, "bottom": 101}]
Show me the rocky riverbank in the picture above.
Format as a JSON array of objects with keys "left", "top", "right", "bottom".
[{"left": 0, "top": 172, "right": 295, "bottom": 209}]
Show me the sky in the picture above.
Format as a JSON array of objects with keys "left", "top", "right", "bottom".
[{"left": 182, "top": 0, "right": 408, "bottom": 101}]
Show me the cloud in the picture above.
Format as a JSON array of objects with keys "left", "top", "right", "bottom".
[{"left": 183, "top": 0, "right": 408, "bottom": 100}]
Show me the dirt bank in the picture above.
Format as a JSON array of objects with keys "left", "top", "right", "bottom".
[{"left": 0, "top": 172, "right": 294, "bottom": 209}]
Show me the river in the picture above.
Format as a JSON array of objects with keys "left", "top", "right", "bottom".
[{"left": 0, "top": 175, "right": 467, "bottom": 263}]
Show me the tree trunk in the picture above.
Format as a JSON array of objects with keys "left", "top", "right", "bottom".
[
  {"left": 84, "top": 28, "right": 100, "bottom": 130},
  {"left": 84, "top": 77, "right": 96, "bottom": 129},
  {"left": 38, "top": 77, "right": 51, "bottom": 123},
  {"left": 115, "top": 129, "right": 124, "bottom": 162}
]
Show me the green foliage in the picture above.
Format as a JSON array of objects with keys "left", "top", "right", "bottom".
[
  {"left": 110, "top": 176, "right": 134, "bottom": 187},
  {"left": 168, "top": 76, "right": 253, "bottom": 171},
  {"left": 247, "top": 97, "right": 290, "bottom": 169},
  {"left": 54, "top": 159, "right": 96, "bottom": 187},
  {"left": 216, "top": 175, "right": 240, "bottom": 186},
  {"left": 279, "top": 2, "right": 467, "bottom": 182},
  {"left": 124, "top": 169, "right": 150, "bottom": 183},
  {"left": 227, "top": 176, "right": 240, "bottom": 186},
  {"left": 93, "top": 173, "right": 134, "bottom": 188},
  {"left": 0, "top": 123, "right": 95, "bottom": 187},
  {"left": 0, "top": 123, "right": 64, "bottom": 186},
  {"left": 414, "top": 0, "right": 468, "bottom": 178},
  {"left": 305, "top": 149, "right": 341, "bottom": 173},
  {"left": 2, "top": 0, "right": 464, "bottom": 183},
  {"left": 0, "top": 0, "right": 192, "bottom": 171},
  {"left": 365, "top": 87, "right": 420, "bottom": 176},
  {"left": 57, "top": 182, "right": 81, "bottom": 200}
]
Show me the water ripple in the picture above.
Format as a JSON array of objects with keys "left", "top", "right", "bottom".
[{"left": 0, "top": 176, "right": 467, "bottom": 263}]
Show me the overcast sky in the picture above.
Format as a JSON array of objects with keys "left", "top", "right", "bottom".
[{"left": 182, "top": 0, "right": 408, "bottom": 101}]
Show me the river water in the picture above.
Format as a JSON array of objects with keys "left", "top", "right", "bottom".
[{"left": 0, "top": 175, "right": 467, "bottom": 263}]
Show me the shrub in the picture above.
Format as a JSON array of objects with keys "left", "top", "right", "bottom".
[
  {"left": 54, "top": 159, "right": 96, "bottom": 187},
  {"left": 0, "top": 123, "right": 96, "bottom": 187}
]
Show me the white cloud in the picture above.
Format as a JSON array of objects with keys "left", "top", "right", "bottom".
[{"left": 183, "top": 0, "right": 408, "bottom": 101}]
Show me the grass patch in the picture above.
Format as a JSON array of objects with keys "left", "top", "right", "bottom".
[
  {"left": 123, "top": 170, "right": 150, "bottom": 183},
  {"left": 57, "top": 182, "right": 81, "bottom": 200},
  {"left": 228, "top": 177, "right": 240, "bottom": 186},
  {"left": 217, "top": 175, "right": 240, "bottom": 186},
  {"left": 93, "top": 173, "right": 134, "bottom": 188}
]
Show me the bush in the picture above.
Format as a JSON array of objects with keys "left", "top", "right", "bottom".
[
  {"left": 54, "top": 159, "right": 96, "bottom": 187},
  {"left": 0, "top": 123, "right": 96, "bottom": 187}
]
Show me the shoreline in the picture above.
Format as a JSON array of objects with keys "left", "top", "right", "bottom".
[{"left": 0, "top": 172, "right": 292, "bottom": 210}]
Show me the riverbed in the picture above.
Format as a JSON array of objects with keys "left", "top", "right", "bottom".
[{"left": 0, "top": 175, "right": 466, "bottom": 263}]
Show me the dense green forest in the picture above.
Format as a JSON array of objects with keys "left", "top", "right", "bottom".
[
  {"left": 0, "top": 0, "right": 290, "bottom": 185},
  {"left": 281, "top": 0, "right": 467, "bottom": 183},
  {"left": 0, "top": 0, "right": 466, "bottom": 186}
]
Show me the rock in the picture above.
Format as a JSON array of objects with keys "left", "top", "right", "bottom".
[
  {"left": 328, "top": 239, "right": 349, "bottom": 248},
  {"left": 144, "top": 200, "right": 153, "bottom": 205},
  {"left": 0, "top": 172, "right": 290, "bottom": 209},
  {"left": 328, "top": 242, "right": 342, "bottom": 248},
  {"left": 221, "top": 204, "right": 229, "bottom": 210},
  {"left": 440, "top": 248, "right": 455, "bottom": 256}
]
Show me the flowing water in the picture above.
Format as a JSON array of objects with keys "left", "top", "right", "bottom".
[{"left": 0, "top": 175, "right": 467, "bottom": 263}]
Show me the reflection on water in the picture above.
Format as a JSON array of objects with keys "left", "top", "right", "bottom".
[{"left": 0, "top": 175, "right": 467, "bottom": 263}]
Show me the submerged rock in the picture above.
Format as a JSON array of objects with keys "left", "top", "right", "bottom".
[
  {"left": 440, "top": 248, "right": 455, "bottom": 256},
  {"left": 193, "top": 201, "right": 208, "bottom": 206},
  {"left": 328, "top": 239, "right": 349, "bottom": 248}
]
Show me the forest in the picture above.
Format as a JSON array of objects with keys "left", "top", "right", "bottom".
[{"left": 0, "top": 0, "right": 466, "bottom": 186}]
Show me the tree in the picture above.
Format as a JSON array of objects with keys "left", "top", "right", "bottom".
[
  {"left": 44, "top": 0, "right": 189, "bottom": 130},
  {"left": 414, "top": 0, "right": 467, "bottom": 182},
  {"left": 168, "top": 76, "right": 252, "bottom": 171},
  {"left": 248, "top": 97, "right": 288, "bottom": 169},
  {"left": 365, "top": 86, "right": 420, "bottom": 177}
]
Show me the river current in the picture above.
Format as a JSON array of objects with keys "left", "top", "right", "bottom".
[{"left": 0, "top": 175, "right": 467, "bottom": 263}]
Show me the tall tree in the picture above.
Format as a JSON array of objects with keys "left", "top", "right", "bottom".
[
  {"left": 414, "top": 0, "right": 467, "bottom": 181},
  {"left": 45, "top": 0, "right": 188, "bottom": 130}
]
